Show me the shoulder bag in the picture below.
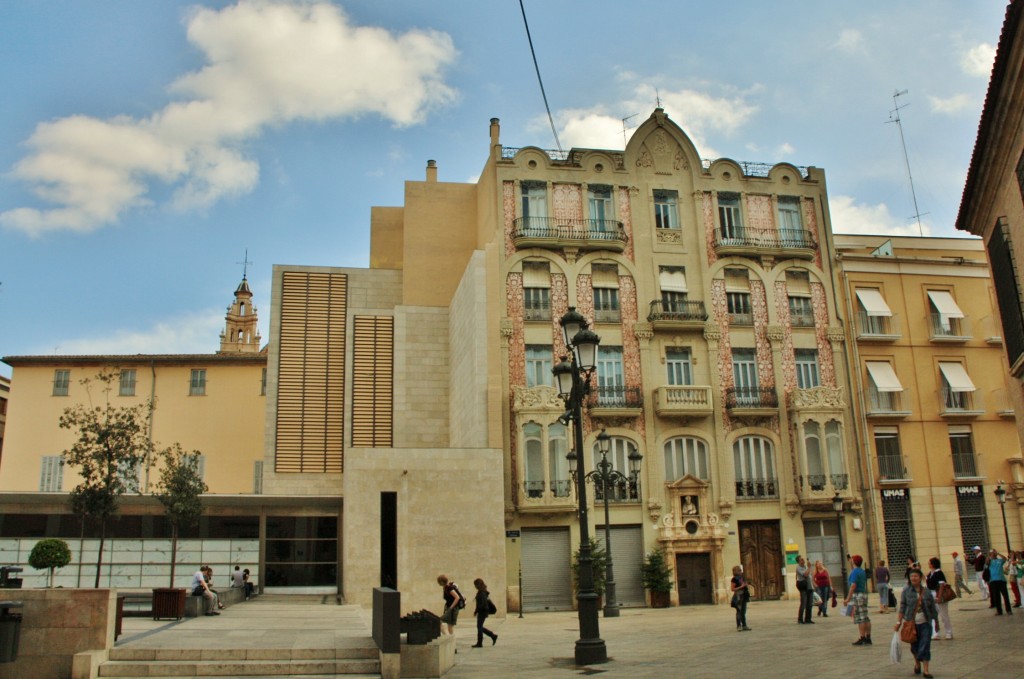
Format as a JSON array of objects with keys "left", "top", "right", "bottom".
[
  {"left": 937, "top": 582, "right": 957, "bottom": 603},
  {"left": 899, "top": 591, "right": 922, "bottom": 644}
]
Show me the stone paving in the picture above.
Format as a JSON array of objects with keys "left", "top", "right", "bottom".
[{"left": 117, "top": 593, "right": 1024, "bottom": 678}]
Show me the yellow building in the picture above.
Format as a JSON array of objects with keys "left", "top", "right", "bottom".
[
  {"left": 836, "top": 234, "right": 1023, "bottom": 575},
  {"left": 0, "top": 375, "right": 9, "bottom": 464}
]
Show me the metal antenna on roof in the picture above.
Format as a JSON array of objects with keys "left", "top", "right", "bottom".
[
  {"left": 237, "top": 249, "right": 253, "bottom": 279},
  {"left": 887, "top": 90, "right": 927, "bottom": 236},
  {"left": 622, "top": 113, "right": 640, "bottom": 146},
  {"left": 518, "top": 0, "right": 562, "bottom": 153}
]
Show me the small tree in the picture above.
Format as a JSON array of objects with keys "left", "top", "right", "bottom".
[
  {"left": 571, "top": 537, "right": 608, "bottom": 596},
  {"left": 28, "top": 539, "right": 72, "bottom": 588},
  {"left": 60, "top": 371, "right": 153, "bottom": 588},
  {"left": 641, "top": 549, "right": 673, "bottom": 593},
  {"left": 154, "top": 444, "right": 207, "bottom": 586}
]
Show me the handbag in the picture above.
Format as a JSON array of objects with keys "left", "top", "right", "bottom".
[
  {"left": 888, "top": 588, "right": 897, "bottom": 608},
  {"left": 831, "top": 590, "right": 838, "bottom": 608},
  {"left": 900, "top": 589, "right": 923, "bottom": 643},
  {"left": 937, "top": 582, "right": 958, "bottom": 603},
  {"left": 486, "top": 597, "right": 497, "bottom": 615},
  {"left": 813, "top": 591, "right": 823, "bottom": 605}
]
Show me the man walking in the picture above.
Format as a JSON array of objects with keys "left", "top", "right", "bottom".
[
  {"left": 988, "top": 549, "right": 1013, "bottom": 615},
  {"left": 795, "top": 555, "right": 814, "bottom": 624},
  {"left": 973, "top": 546, "right": 989, "bottom": 600},
  {"left": 844, "top": 555, "right": 872, "bottom": 646},
  {"left": 952, "top": 551, "right": 972, "bottom": 598}
]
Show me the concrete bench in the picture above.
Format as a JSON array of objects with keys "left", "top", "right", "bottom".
[{"left": 184, "top": 586, "right": 249, "bottom": 617}]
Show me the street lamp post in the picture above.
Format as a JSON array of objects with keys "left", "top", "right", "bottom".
[
  {"left": 995, "top": 484, "right": 1012, "bottom": 554},
  {"left": 552, "top": 307, "right": 607, "bottom": 665},
  {"left": 832, "top": 492, "right": 848, "bottom": 596},
  {"left": 581, "top": 429, "right": 643, "bottom": 618}
]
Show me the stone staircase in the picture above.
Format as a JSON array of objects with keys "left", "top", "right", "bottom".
[{"left": 99, "top": 645, "right": 381, "bottom": 677}]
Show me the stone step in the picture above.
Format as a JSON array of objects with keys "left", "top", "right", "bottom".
[
  {"left": 109, "top": 646, "right": 378, "bottom": 662},
  {"left": 98, "top": 658, "right": 381, "bottom": 677}
]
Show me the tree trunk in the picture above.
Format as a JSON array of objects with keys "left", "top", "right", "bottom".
[
  {"left": 48, "top": 567, "right": 55, "bottom": 589},
  {"left": 94, "top": 519, "right": 106, "bottom": 589},
  {"left": 169, "top": 525, "right": 178, "bottom": 587}
]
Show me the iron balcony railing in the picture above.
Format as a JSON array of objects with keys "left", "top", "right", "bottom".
[
  {"left": 647, "top": 299, "right": 708, "bottom": 323},
  {"left": 867, "top": 387, "right": 910, "bottom": 415},
  {"left": 941, "top": 387, "right": 983, "bottom": 414},
  {"left": 831, "top": 473, "right": 850, "bottom": 490},
  {"left": 790, "top": 312, "right": 815, "bottom": 328},
  {"left": 589, "top": 385, "right": 644, "bottom": 409},
  {"left": 713, "top": 227, "right": 816, "bottom": 250},
  {"left": 801, "top": 473, "right": 849, "bottom": 492},
  {"left": 805, "top": 474, "right": 827, "bottom": 491},
  {"left": 857, "top": 310, "right": 901, "bottom": 339},
  {"left": 512, "top": 217, "right": 627, "bottom": 242},
  {"left": 877, "top": 454, "right": 911, "bottom": 482},
  {"left": 929, "top": 313, "right": 972, "bottom": 341},
  {"left": 593, "top": 307, "right": 621, "bottom": 323},
  {"left": 523, "top": 301, "right": 551, "bottom": 321},
  {"left": 952, "top": 452, "right": 981, "bottom": 479},
  {"left": 523, "top": 479, "right": 573, "bottom": 499},
  {"left": 725, "top": 386, "right": 778, "bottom": 409},
  {"left": 593, "top": 478, "right": 640, "bottom": 503},
  {"left": 736, "top": 478, "right": 778, "bottom": 499},
  {"left": 728, "top": 311, "right": 754, "bottom": 326}
]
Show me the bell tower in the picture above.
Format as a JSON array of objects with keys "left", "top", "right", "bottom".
[{"left": 219, "top": 275, "right": 262, "bottom": 354}]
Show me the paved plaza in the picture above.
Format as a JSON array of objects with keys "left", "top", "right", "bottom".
[{"left": 117, "top": 593, "right": 1024, "bottom": 678}]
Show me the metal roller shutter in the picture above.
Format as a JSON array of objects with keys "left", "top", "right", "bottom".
[
  {"left": 596, "top": 525, "right": 645, "bottom": 607},
  {"left": 521, "top": 528, "right": 573, "bottom": 612}
]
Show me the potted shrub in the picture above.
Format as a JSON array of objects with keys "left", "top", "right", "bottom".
[
  {"left": 571, "top": 538, "right": 607, "bottom": 606},
  {"left": 28, "top": 538, "right": 72, "bottom": 588},
  {"left": 642, "top": 548, "right": 673, "bottom": 608}
]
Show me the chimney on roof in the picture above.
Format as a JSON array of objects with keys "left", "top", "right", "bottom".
[
  {"left": 426, "top": 159, "right": 437, "bottom": 183},
  {"left": 490, "top": 118, "right": 500, "bottom": 147}
]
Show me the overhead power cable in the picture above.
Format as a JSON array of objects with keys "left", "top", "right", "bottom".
[{"left": 518, "top": 0, "right": 562, "bottom": 153}]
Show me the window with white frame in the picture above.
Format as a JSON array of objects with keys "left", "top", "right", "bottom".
[
  {"left": 597, "top": 346, "right": 624, "bottom": 405},
  {"left": 592, "top": 436, "right": 640, "bottom": 501},
  {"left": 653, "top": 190, "right": 679, "bottom": 229},
  {"left": 666, "top": 347, "right": 693, "bottom": 385},
  {"left": 39, "top": 456, "right": 63, "bottom": 492},
  {"left": 803, "top": 422, "right": 826, "bottom": 489},
  {"left": 718, "top": 192, "right": 743, "bottom": 238},
  {"left": 825, "top": 420, "right": 847, "bottom": 489},
  {"left": 521, "top": 182, "right": 547, "bottom": 229},
  {"left": 525, "top": 345, "right": 552, "bottom": 388},
  {"left": 524, "top": 422, "right": 544, "bottom": 498},
  {"left": 777, "top": 196, "right": 804, "bottom": 242},
  {"left": 795, "top": 349, "right": 820, "bottom": 388},
  {"left": 521, "top": 421, "right": 571, "bottom": 500},
  {"left": 732, "top": 349, "right": 759, "bottom": 403},
  {"left": 659, "top": 267, "right": 689, "bottom": 313},
  {"left": 949, "top": 425, "right": 978, "bottom": 478},
  {"left": 119, "top": 369, "right": 136, "bottom": 397},
  {"left": 523, "top": 261, "right": 551, "bottom": 320},
  {"left": 53, "top": 369, "right": 70, "bottom": 396},
  {"left": 548, "top": 423, "right": 570, "bottom": 497},
  {"left": 855, "top": 288, "right": 895, "bottom": 335},
  {"left": 727, "top": 292, "right": 752, "bottom": 324},
  {"left": 664, "top": 437, "right": 709, "bottom": 481},
  {"left": 588, "top": 185, "right": 613, "bottom": 229},
  {"left": 789, "top": 296, "right": 814, "bottom": 326},
  {"left": 874, "top": 426, "right": 907, "bottom": 480},
  {"left": 592, "top": 264, "right": 620, "bottom": 322},
  {"left": 189, "top": 369, "right": 206, "bottom": 396},
  {"left": 733, "top": 436, "right": 777, "bottom": 498}
]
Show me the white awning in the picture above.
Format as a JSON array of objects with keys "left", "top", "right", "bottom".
[
  {"left": 855, "top": 289, "right": 893, "bottom": 317},
  {"left": 927, "top": 291, "right": 964, "bottom": 319},
  {"left": 659, "top": 269, "right": 688, "bottom": 293},
  {"left": 939, "top": 362, "right": 976, "bottom": 392},
  {"left": 866, "top": 361, "right": 904, "bottom": 392}
]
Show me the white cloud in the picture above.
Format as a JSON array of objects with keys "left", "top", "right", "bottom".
[
  {"left": 776, "top": 142, "right": 796, "bottom": 157},
  {"left": 53, "top": 310, "right": 228, "bottom": 355},
  {"left": 1, "top": 1, "right": 457, "bottom": 236},
  {"left": 833, "top": 29, "right": 865, "bottom": 53},
  {"left": 829, "top": 195, "right": 931, "bottom": 236},
  {"left": 928, "top": 93, "right": 975, "bottom": 115},
  {"left": 961, "top": 43, "right": 995, "bottom": 78}
]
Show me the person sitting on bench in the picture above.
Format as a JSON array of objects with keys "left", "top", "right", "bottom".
[{"left": 192, "top": 566, "right": 220, "bottom": 616}]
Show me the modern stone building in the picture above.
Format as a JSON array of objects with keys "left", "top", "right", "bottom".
[
  {"left": 0, "top": 375, "right": 9, "bottom": 463},
  {"left": 835, "top": 234, "right": 1023, "bottom": 581}
]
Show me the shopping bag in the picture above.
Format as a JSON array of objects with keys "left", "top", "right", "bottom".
[
  {"left": 889, "top": 632, "right": 902, "bottom": 664},
  {"left": 840, "top": 603, "right": 852, "bottom": 617},
  {"left": 813, "top": 591, "right": 823, "bottom": 606}
]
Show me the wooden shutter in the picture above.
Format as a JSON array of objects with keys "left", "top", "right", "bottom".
[
  {"left": 351, "top": 316, "right": 394, "bottom": 447},
  {"left": 275, "top": 271, "right": 347, "bottom": 473}
]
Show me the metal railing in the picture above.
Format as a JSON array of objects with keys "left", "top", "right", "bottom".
[
  {"left": 701, "top": 158, "right": 810, "bottom": 178},
  {"left": 736, "top": 478, "right": 778, "bottom": 499},
  {"left": 524, "top": 302, "right": 551, "bottom": 321},
  {"left": 831, "top": 473, "right": 850, "bottom": 490},
  {"left": 790, "top": 312, "right": 815, "bottom": 327},
  {"left": 729, "top": 312, "right": 754, "bottom": 326},
  {"left": 593, "top": 308, "right": 621, "bottom": 323},
  {"left": 512, "top": 217, "right": 627, "bottom": 242},
  {"left": 725, "top": 386, "right": 778, "bottom": 409},
  {"left": 941, "top": 387, "right": 982, "bottom": 414},
  {"left": 713, "top": 227, "right": 816, "bottom": 250},
  {"left": 801, "top": 473, "right": 849, "bottom": 492},
  {"left": 647, "top": 299, "right": 708, "bottom": 323},
  {"left": 805, "top": 474, "right": 827, "bottom": 491},
  {"left": 523, "top": 479, "right": 573, "bottom": 499},
  {"left": 867, "top": 387, "right": 909, "bottom": 415},
  {"left": 593, "top": 478, "right": 640, "bottom": 503},
  {"left": 877, "top": 454, "right": 910, "bottom": 482},
  {"left": 589, "top": 385, "right": 644, "bottom": 409},
  {"left": 952, "top": 452, "right": 981, "bottom": 479},
  {"left": 929, "top": 313, "right": 972, "bottom": 340},
  {"left": 857, "top": 311, "right": 901, "bottom": 338}
]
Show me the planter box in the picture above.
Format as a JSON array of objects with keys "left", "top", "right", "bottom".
[
  {"left": 151, "top": 588, "right": 186, "bottom": 620},
  {"left": 649, "top": 591, "right": 671, "bottom": 608}
]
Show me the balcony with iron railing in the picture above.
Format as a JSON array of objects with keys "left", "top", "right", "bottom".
[
  {"left": 939, "top": 388, "right": 984, "bottom": 418},
  {"left": 876, "top": 454, "right": 911, "bottom": 484},
  {"left": 520, "top": 478, "right": 575, "bottom": 511},
  {"left": 790, "top": 312, "right": 816, "bottom": 328},
  {"left": 728, "top": 311, "right": 754, "bottom": 326},
  {"left": 798, "top": 472, "right": 850, "bottom": 501},
  {"left": 593, "top": 307, "right": 621, "bottom": 324},
  {"left": 511, "top": 217, "right": 627, "bottom": 252},
  {"left": 952, "top": 452, "right": 983, "bottom": 480},
  {"left": 523, "top": 301, "right": 551, "bottom": 321},
  {"left": 866, "top": 387, "right": 912, "bottom": 418},
  {"left": 736, "top": 478, "right": 779, "bottom": 500},
  {"left": 713, "top": 227, "right": 817, "bottom": 260},
  {"left": 588, "top": 385, "right": 643, "bottom": 417},
  {"left": 647, "top": 299, "right": 708, "bottom": 329},
  {"left": 654, "top": 385, "right": 714, "bottom": 419},
  {"left": 593, "top": 478, "right": 641, "bottom": 504},
  {"left": 856, "top": 311, "right": 902, "bottom": 341},
  {"left": 725, "top": 386, "right": 778, "bottom": 415},
  {"left": 928, "top": 313, "right": 972, "bottom": 342}
]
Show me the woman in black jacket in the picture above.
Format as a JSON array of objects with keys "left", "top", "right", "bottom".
[
  {"left": 926, "top": 557, "right": 953, "bottom": 640},
  {"left": 471, "top": 578, "right": 498, "bottom": 648}
]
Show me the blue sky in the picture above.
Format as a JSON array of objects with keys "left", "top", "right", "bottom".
[{"left": 0, "top": 1, "right": 1006, "bottom": 377}]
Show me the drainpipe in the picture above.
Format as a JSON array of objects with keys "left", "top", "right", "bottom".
[{"left": 145, "top": 360, "right": 156, "bottom": 493}]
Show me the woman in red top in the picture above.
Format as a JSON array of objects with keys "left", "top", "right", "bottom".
[{"left": 813, "top": 560, "right": 832, "bottom": 617}]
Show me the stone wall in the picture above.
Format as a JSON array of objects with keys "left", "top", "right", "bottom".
[
  {"left": 394, "top": 307, "right": 450, "bottom": 449},
  {"left": 449, "top": 251, "right": 489, "bottom": 448},
  {"left": 0, "top": 589, "right": 115, "bottom": 679}
]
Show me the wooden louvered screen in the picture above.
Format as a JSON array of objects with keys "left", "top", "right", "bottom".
[
  {"left": 275, "top": 271, "right": 347, "bottom": 473},
  {"left": 351, "top": 316, "right": 394, "bottom": 447}
]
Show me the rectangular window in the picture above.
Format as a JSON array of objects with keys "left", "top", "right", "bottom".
[
  {"left": 597, "top": 346, "right": 624, "bottom": 405},
  {"left": 874, "top": 427, "right": 907, "bottom": 480},
  {"left": 525, "top": 345, "right": 552, "bottom": 388},
  {"left": 653, "top": 190, "right": 679, "bottom": 229},
  {"left": 521, "top": 182, "right": 548, "bottom": 230},
  {"left": 795, "top": 349, "right": 820, "bottom": 388},
  {"left": 253, "top": 460, "right": 264, "bottom": 495},
  {"left": 53, "top": 369, "right": 70, "bottom": 397},
  {"left": 588, "top": 185, "right": 613, "bottom": 229},
  {"left": 778, "top": 196, "right": 804, "bottom": 242},
  {"left": 524, "top": 287, "right": 551, "bottom": 320},
  {"left": 949, "top": 426, "right": 979, "bottom": 478},
  {"left": 189, "top": 369, "right": 207, "bottom": 396},
  {"left": 732, "top": 349, "right": 759, "bottom": 406},
  {"left": 261, "top": 367, "right": 267, "bottom": 396},
  {"left": 666, "top": 348, "right": 693, "bottom": 386},
  {"left": 718, "top": 192, "right": 743, "bottom": 238},
  {"left": 39, "top": 456, "right": 63, "bottom": 492},
  {"left": 196, "top": 454, "right": 206, "bottom": 482},
  {"left": 789, "top": 296, "right": 814, "bottom": 327},
  {"left": 956, "top": 485, "right": 989, "bottom": 557},
  {"left": 119, "top": 369, "right": 136, "bottom": 397},
  {"left": 594, "top": 287, "right": 620, "bottom": 322},
  {"left": 987, "top": 219, "right": 1024, "bottom": 366},
  {"left": 727, "top": 292, "right": 753, "bottom": 325}
]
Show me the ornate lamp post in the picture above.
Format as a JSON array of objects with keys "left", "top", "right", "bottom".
[
  {"left": 552, "top": 307, "right": 606, "bottom": 665},
  {"left": 832, "top": 492, "right": 848, "bottom": 596},
  {"left": 995, "top": 484, "right": 1012, "bottom": 554}
]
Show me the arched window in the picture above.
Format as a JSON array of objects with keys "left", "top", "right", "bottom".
[
  {"left": 825, "top": 420, "right": 847, "bottom": 489},
  {"left": 524, "top": 423, "right": 543, "bottom": 498},
  {"left": 733, "top": 436, "right": 777, "bottom": 499},
  {"left": 663, "top": 437, "right": 709, "bottom": 481},
  {"left": 592, "top": 436, "right": 640, "bottom": 502},
  {"left": 548, "top": 423, "right": 569, "bottom": 497},
  {"left": 803, "top": 422, "right": 825, "bottom": 490}
]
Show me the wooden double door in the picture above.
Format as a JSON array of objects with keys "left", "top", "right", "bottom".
[
  {"left": 675, "top": 553, "right": 713, "bottom": 605},
  {"left": 739, "top": 520, "right": 783, "bottom": 600}
]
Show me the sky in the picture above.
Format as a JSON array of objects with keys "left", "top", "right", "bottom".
[{"left": 0, "top": 1, "right": 1007, "bottom": 377}]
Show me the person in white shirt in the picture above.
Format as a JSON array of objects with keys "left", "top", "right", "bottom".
[
  {"left": 231, "top": 566, "right": 245, "bottom": 589},
  {"left": 191, "top": 566, "right": 220, "bottom": 615}
]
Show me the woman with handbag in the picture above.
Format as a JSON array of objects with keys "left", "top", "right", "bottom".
[
  {"left": 471, "top": 578, "right": 498, "bottom": 647},
  {"left": 813, "top": 560, "right": 831, "bottom": 617},
  {"left": 895, "top": 567, "right": 939, "bottom": 678},
  {"left": 926, "top": 557, "right": 953, "bottom": 640},
  {"left": 730, "top": 565, "right": 751, "bottom": 631}
]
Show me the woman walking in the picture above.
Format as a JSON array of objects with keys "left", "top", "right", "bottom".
[
  {"left": 895, "top": 567, "right": 938, "bottom": 678},
  {"left": 926, "top": 557, "right": 952, "bottom": 640},
  {"left": 730, "top": 565, "right": 751, "bottom": 631},
  {"left": 470, "top": 578, "right": 498, "bottom": 647},
  {"left": 876, "top": 560, "right": 891, "bottom": 614},
  {"left": 813, "top": 560, "right": 831, "bottom": 617}
]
